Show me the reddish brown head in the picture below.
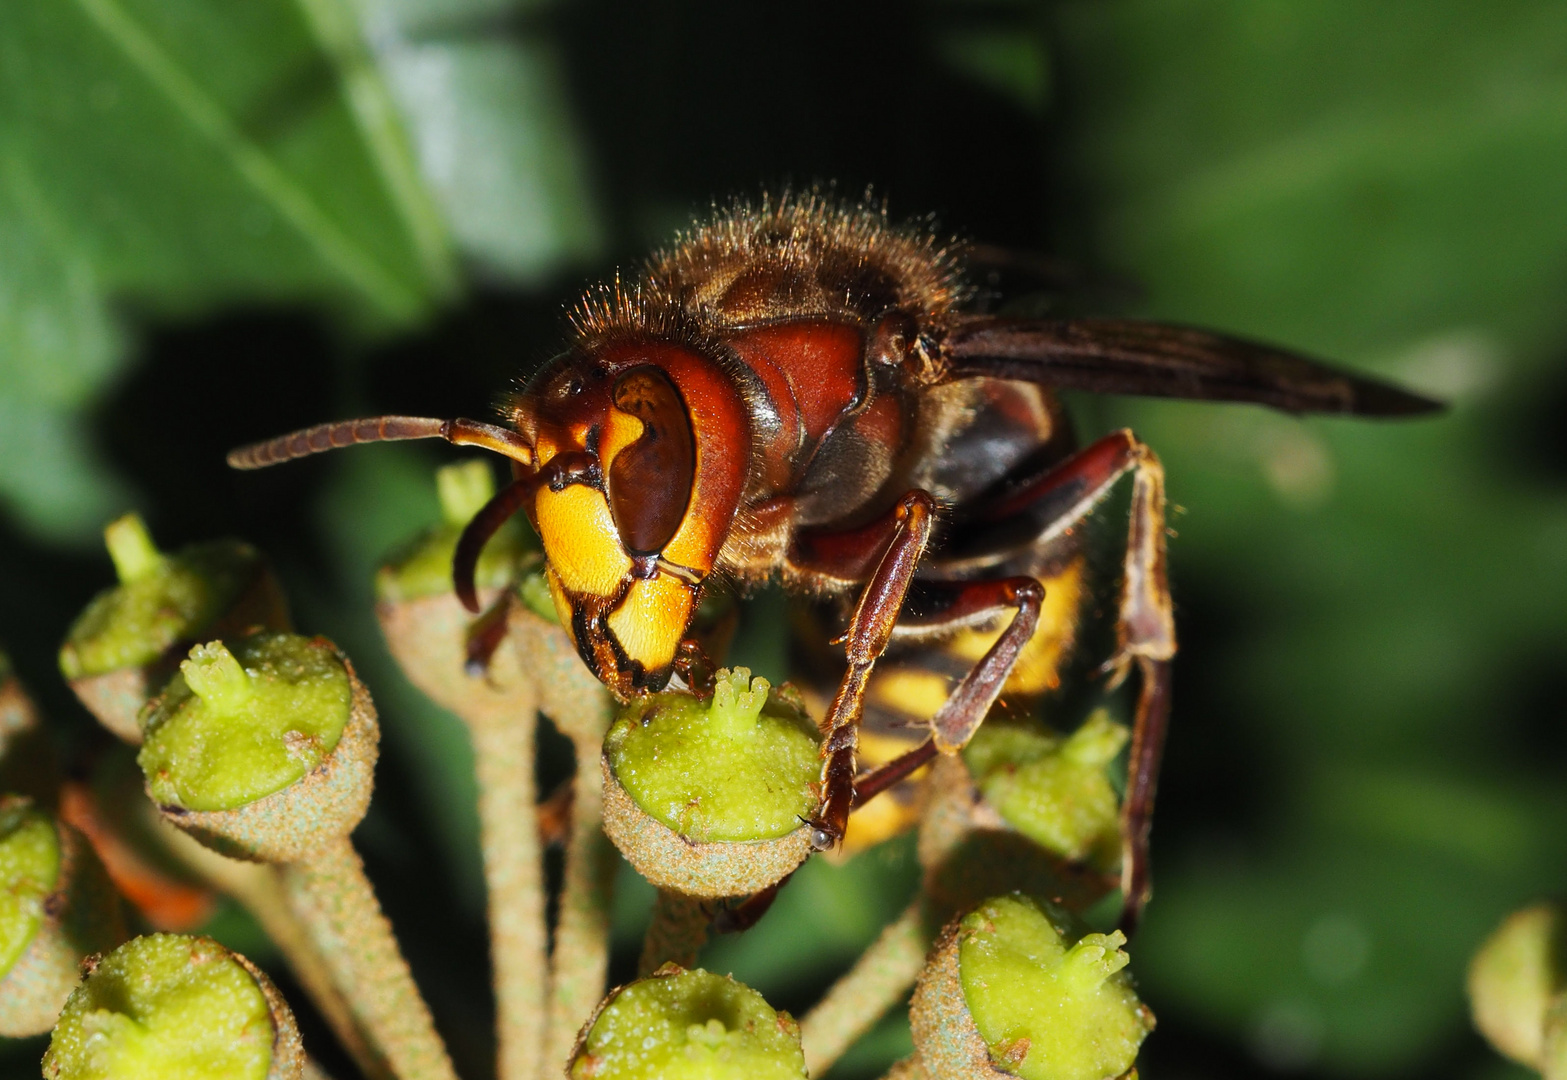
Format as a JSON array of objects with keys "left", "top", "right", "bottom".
[{"left": 509, "top": 337, "right": 752, "bottom": 699}]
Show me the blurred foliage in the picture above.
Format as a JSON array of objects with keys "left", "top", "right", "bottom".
[{"left": 2, "top": 1, "right": 1566, "bottom": 1079}]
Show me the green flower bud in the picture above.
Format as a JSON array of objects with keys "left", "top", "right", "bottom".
[
  {"left": 963, "top": 711, "right": 1128, "bottom": 870},
  {"left": 911, "top": 895, "right": 1154, "bottom": 1080},
  {"left": 1469, "top": 903, "right": 1567, "bottom": 1069},
  {"left": 59, "top": 515, "right": 289, "bottom": 743},
  {"left": 42, "top": 933, "right": 304, "bottom": 1080},
  {"left": 0, "top": 798, "right": 124, "bottom": 1037},
  {"left": 375, "top": 461, "right": 537, "bottom": 603},
  {"left": 919, "top": 756, "right": 1116, "bottom": 921},
  {"left": 0, "top": 801, "right": 60, "bottom": 979},
  {"left": 139, "top": 634, "right": 378, "bottom": 862},
  {"left": 571, "top": 965, "right": 806, "bottom": 1080},
  {"left": 601, "top": 670, "right": 818, "bottom": 897}
]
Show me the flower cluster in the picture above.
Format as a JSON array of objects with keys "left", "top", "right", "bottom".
[{"left": 0, "top": 463, "right": 1166, "bottom": 1080}]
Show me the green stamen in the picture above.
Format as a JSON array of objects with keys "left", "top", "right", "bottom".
[
  {"left": 179, "top": 642, "right": 254, "bottom": 713},
  {"left": 104, "top": 513, "right": 164, "bottom": 585}
]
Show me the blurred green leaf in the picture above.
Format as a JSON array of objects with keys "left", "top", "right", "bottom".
[
  {"left": 0, "top": 0, "right": 454, "bottom": 322},
  {"left": 1050, "top": 2, "right": 1567, "bottom": 1072},
  {"left": 0, "top": 0, "right": 454, "bottom": 540},
  {"left": 0, "top": 0, "right": 601, "bottom": 544},
  {"left": 348, "top": 0, "right": 604, "bottom": 281}
]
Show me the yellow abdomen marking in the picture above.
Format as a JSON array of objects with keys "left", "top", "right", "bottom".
[
  {"left": 869, "top": 668, "right": 952, "bottom": 723},
  {"left": 606, "top": 573, "right": 694, "bottom": 673},
  {"left": 535, "top": 485, "right": 632, "bottom": 597}
]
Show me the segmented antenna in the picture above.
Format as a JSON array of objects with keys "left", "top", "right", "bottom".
[{"left": 227, "top": 416, "right": 533, "bottom": 469}]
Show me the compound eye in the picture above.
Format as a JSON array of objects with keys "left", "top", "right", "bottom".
[{"left": 607, "top": 366, "right": 695, "bottom": 557}]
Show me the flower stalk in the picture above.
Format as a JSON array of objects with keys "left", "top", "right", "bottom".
[
  {"left": 799, "top": 901, "right": 931, "bottom": 1077},
  {"left": 378, "top": 462, "right": 553, "bottom": 1080},
  {"left": 507, "top": 603, "right": 617, "bottom": 1066},
  {"left": 638, "top": 890, "right": 711, "bottom": 976}
]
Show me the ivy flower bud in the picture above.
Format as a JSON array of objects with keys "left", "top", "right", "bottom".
[
  {"left": 570, "top": 964, "right": 807, "bottom": 1080},
  {"left": 911, "top": 894, "right": 1154, "bottom": 1080},
  {"left": 42, "top": 933, "right": 304, "bottom": 1080},
  {"left": 59, "top": 515, "right": 289, "bottom": 742},
  {"left": 0, "top": 797, "right": 123, "bottom": 1037},
  {"left": 375, "top": 461, "right": 537, "bottom": 604},
  {"left": 137, "top": 634, "right": 377, "bottom": 862},
  {"left": 1469, "top": 903, "right": 1566, "bottom": 1069},
  {"left": 963, "top": 711, "right": 1128, "bottom": 870},
  {"left": 601, "top": 670, "right": 819, "bottom": 897}
]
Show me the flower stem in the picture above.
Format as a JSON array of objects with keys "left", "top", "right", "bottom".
[
  {"left": 639, "top": 890, "right": 710, "bottom": 976},
  {"left": 545, "top": 733, "right": 616, "bottom": 1070},
  {"left": 466, "top": 678, "right": 548, "bottom": 1080},
  {"left": 283, "top": 837, "right": 459, "bottom": 1080},
  {"left": 799, "top": 901, "right": 930, "bottom": 1077},
  {"left": 158, "top": 821, "right": 385, "bottom": 1080},
  {"left": 378, "top": 590, "right": 552, "bottom": 1080}
]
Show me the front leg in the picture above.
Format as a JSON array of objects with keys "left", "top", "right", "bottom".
[{"left": 792, "top": 490, "right": 938, "bottom": 848}]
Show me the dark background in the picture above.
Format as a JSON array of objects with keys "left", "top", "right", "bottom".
[{"left": 2, "top": 2, "right": 1565, "bottom": 1077}]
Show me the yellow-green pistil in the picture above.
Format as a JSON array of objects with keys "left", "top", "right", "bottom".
[
  {"left": 376, "top": 460, "right": 536, "bottom": 603},
  {"left": 138, "top": 635, "right": 350, "bottom": 812},
  {"left": 573, "top": 967, "right": 806, "bottom": 1080},
  {"left": 0, "top": 802, "right": 59, "bottom": 978},
  {"left": 606, "top": 670, "right": 820, "bottom": 843},
  {"left": 964, "top": 711, "right": 1128, "bottom": 869},
  {"left": 60, "top": 514, "right": 267, "bottom": 679},
  {"left": 959, "top": 895, "right": 1152, "bottom": 1080},
  {"left": 43, "top": 934, "right": 273, "bottom": 1080}
]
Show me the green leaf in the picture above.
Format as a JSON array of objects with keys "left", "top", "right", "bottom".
[
  {"left": 0, "top": 0, "right": 455, "bottom": 323},
  {"left": 347, "top": 0, "right": 604, "bottom": 280},
  {"left": 1048, "top": 3, "right": 1567, "bottom": 1072},
  {"left": 0, "top": 0, "right": 466, "bottom": 539}
]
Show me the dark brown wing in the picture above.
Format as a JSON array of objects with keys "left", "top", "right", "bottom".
[{"left": 945, "top": 316, "right": 1442, "bottom": 416}]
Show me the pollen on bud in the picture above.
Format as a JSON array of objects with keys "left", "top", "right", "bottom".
[
  {"left": 42, "top": 933, "right": 303, "bottom": 1080},
  {"left": 570, "top": 965, "right": 806, "bottom": 1080}
]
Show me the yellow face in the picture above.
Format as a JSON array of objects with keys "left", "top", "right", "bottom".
[
  {"left": 534, "top": 482, "right": 698, "bottom": 699},
  {"left": 518, "top": 355, "right": 719, "bottom": 699}
]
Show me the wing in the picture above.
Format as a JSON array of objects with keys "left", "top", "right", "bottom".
[{"left": 944, "top": 316, "right": 1442, "bottom": 416}]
